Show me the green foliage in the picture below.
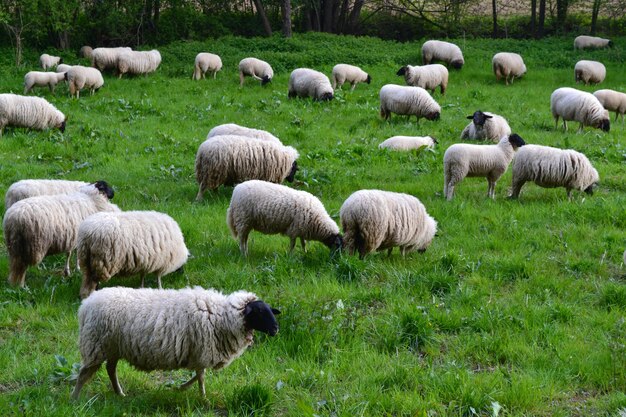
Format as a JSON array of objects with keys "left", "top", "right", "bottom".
[{"left": 228, "top": 384, "right": 273, "bottom": 417}]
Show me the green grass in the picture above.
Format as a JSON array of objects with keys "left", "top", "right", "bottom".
[{"left": 1, "top": 33, "right": 625, "bottom": 416}]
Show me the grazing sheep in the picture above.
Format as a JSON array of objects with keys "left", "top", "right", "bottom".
[
  {"left": 40, "top": 54, "right": 62, "bottom": 70},
  {"left": 5, "top": 179, "right": 88, "bottom": 210},
  {"left": 3, "top": 181, "right": 118, "bottom": 287},
  {"left": 117, "top": 49, "right": 161, "bottom": 78},
  {"left": 71, "top": 287, "right": 280, "bottom": 399},
  {"left": 509, "top": 144, "right": 599, "bottom": 200},
  {"left": 443, "top": 134, "right": 526, "bottom": 200},
  {"left": 91, "top": 47, "right": 132, "bottom": 72},
  {"left": 332, "top": 64, "right": 371, "bottom": 91},
  {"left": 288, "top": 68, "right": 334, "bottom": 101},
  {"left": 379, "top": 84, "right": 441, "bottom": 122},
  {"left": 65, "top": 66, "right": 104, "bottom": 98},
  {"left": 593, "top": 89, "right": 626, "bottom": 123},
  {"left": 575, "top": 60, "right": 606, "bottom": 85},
  {"left": 238, "top": 57, "right": 273, "bottom": 86},
  {"left": 0, "top": 93, "right": 66, "bottom": 136},
  {"left": 550, "top": 87, "right": 610, "bottom": 132},
  {"left": 23, "top": 71, "right": 66, "bottom": 94},
  {"left": 77, "top": 210, "right": 189, "bottom": 299},
  {"left": 421, "top": 40, "right": 464, "bottom": 69},
  {"left": 56, "top": 64, "right": 73, "bottom": 73},
  {"left": 227, "top": 180, "right": 342, "bottom": 256},
  {"left": 396, "top": 64, "right": 448, "bottom": 95},
  {"left": 79, "top": 46, "right": 93, "bottom": 59},
  {"left": 195, "top": 135, "right": 298, "bottom": 200},
  {"left": 207, "top": 123, "right": 282, "bottom": 144},
  {"left": 378, "top": 135, "right": 437, "bottom": 151},
  {"left": 340, "top": 190, "right": 437, "bottom": 259},
  {"left": 460, "top": 110, "right": 512, "bottom": 142},
  {"left": 492, "top": 52, "right": 526, "bottom": 85},
  {"left": 574, "top": 35, "right": 613, "bottom": 50},
  {"left": 192, "top": 53, "right": 222, "bottom": 80}
]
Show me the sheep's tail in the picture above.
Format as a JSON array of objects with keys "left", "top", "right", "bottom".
[
  {"left": 493, "top": 61, "right": 502, "bottom": 79},
  {"left": 353, "top": 224, "right": 366, "bottom": 256},
  {"left": 192, "top": 64, "right": 200, "bottom": 80},
  {"left": 226, "top": 206, "right": 237, "bottom": 239}
]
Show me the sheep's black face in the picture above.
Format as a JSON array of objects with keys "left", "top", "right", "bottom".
[
  {"left": 609, "top": 40, "right": 614, "bottom": 47},
  {"left": 64, "top": 72, "right": 69, "bottom": 81},
  {"left": 427, "top": 111, "right": 440, "bottom": 121},
  {"left": 261, "top": 75, "right": 271, "bottom": 86},
  {"left": 396, "top": 67, "right": 407, "bottom": 76},
  {"left": 244, "top": 300, "right": 280, "bottom": 336},
  {"left": 430, "top": 136, "right": 439, "bottom": 144},
  {"left": 59, "top": 58, "right": 64, "bottom": 64},
  {"left": 324, "top": 234, "right": 343, "bottom": 253},
  {"left": 598, "top": 119, "right": 610, "bottom": 132},
  {"left": 286, "top": 161, "right": 298, "bottom": 183},
  {"left": 468, "top": 111, "right": 492, "bottom": 126},
  {"left": 451, "top": 60, "right": 463, "bottom": 69},
  {"left": 366, "top": 74, "right": 372, "bottom": 84},
  {"left": 59, "top": 119, "right": 66, "bottom": 133},
  {"left": 584, "top": 183, "right": 598, "bottom": 195},
  {"left": 94, "top": 180, "right": 115, "bottom": 200},
  {"left": 319, "top": 92, "right": 334, "bottom": 101},
  {"left": 508, "top": 133, "right": 526, "bottom": 149}
]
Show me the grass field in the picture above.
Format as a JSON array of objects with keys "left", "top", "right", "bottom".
[{"left": 0, "top": 33, "right": 625, "bottom": 416}]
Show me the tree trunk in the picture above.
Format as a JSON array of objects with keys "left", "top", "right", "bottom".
[
  {"left": 492, "top": 0, "right": 498, "bottom": 38},
  {"left": 530, "top": 0, "right": 537, "bottom": 34},
  {"left": 556, "top": 0, "right": 568, "bottom": 31},
  {"left": 346, "top": 0, "right": 365, "bottom": 33},
  {"left": 252, "top": 0, "right": 273, "bottom": 36},
  {"left": 590, "top": 0, "right": 601, "bottom": 35},
  {"left": 322, "top": 0, "right": 334, "bottom": 32},
  {"left": 282, "top": 0, "right": 292, "bottom": 37},
  {"left": 537, "top": 0, "right": 546, "bottom": 38},
  {"left": 302, "top": 3, "right": 312, "bottom": 31}
]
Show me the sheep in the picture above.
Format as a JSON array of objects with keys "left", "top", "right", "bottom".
[
  {"left": 207, "top": 123, "right": 282, "bottom": 144},
  {"left": 192, "top": 53, "right": 222, "bottom": 80},
  {"left": 23, "top": 71, "right": 66, "bottom": 94},
  {"left": 379, "top": 84, "right": 441, "bottom": 122},
  {"left": 575, "top": 60, "right": 606, "bottom": 85},
  {"left": 331, "top": 64, "right": 371, "bottom": 91},
  {"left": 421, "top": 40, "right": 464, "bottom": 69},
  {"left": 91, "top": 47, "right": 132, "bottom": 72},
  {"left": 3, "top": 181, "right": 119, "bottom": 287},
  {"left": 288, "top": 68, "right": 334, "bottom": 101},
  {"left": 460, "top": 110, "right": 512, "bottom": 142},
  {"left": 56, "top": 64, "right": 73, "bottom": 73},
  {"left": 0, "top": 93, "right": 66, "bottom": 136},
  {"left": 71, "top": 287, "right": 280, "bottom": 399},
  {"left": 396, "top": 64, "right": 448, "bottom": 95},
  {"left": 238, "top": 57, "right": 273, "bottom": 86},
  {"left": 340, "top": 190, "right": 437, "bottom": 259},
  {"left": 227, "top": 180, "right": 342, "bottom": 256},
  {"left": 593, "top": 89, "right": 626, "bottom": 123},
  {"left": 550, "top": 87, "right": 610, "bottom": 132},
  {"left": 509, "top": 144, "right": 599, "bottom": 200},
  {"left": 378, "top": 135, "right": 437, "bottom": 151},
  {"left": 40, "top": 54, "right": 62, "bottom": 70},
  {"left": 5, "top": 179, "right": 88, "bottom": 210},
  {"left": 195, "top": 135, "right": 299, "bottom": 200},
  {"left": 574, "top": 35, "right": 613, "bottom": 50},
  {"left": 79, "top": 46, "right": 93, "bottom": 59},
  {"left": 492, "top": 52, "right": 526, "bottom": 85},
  {"left": 77, "top": 210, "right": 189, "bottom": 299},
  {"left": 443, "top": 133, "right": 526, "bottom": 200},
  {"left": 117, "top": 49, "right": 162, "bottom": 78},
  {"left": 65, "top": 66, "right": 104, "bottom": 98}
]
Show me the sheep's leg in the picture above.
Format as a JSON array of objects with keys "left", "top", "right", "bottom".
[
  {"left": 195, "top": 185, "right": 205, "bottom": 201},
  {"left": 400, "top": 247, "right": 407, "bottom": 257},
  {"left": 239, "top": 72, "right": 245, "bottom": 86},
  {"left": 553, "top": 116, "right": 559, "bottom": 130},
  {"left": 106, "top": 359, "right": 125, "bottom": 396},
  {"left": 8, "top": 257, "right": 28, "bottom": 288},
  {"left": 289, "top": 237, "right": 296, "bottom": 253},
  {"left": 509, "top": 179, "right": 525, "bottom": 199},
  {"left": 563, "top": 120, "right": 567, "bottom": 131},
  {"left": 387, "top": 248, "right": 393, "bottom": 257},
  {"left": 445, "top": 182, "right": 455, "bottom": 201},
  {"left": 239, "top": 231, "right": 250, "bottom": 256},
  {"left": 197, "top": 369, "right": 206, "bottom": 397},
  {"left": 140, "top": 274, "right": 145, "bottom": 288},
  {"left": 578, "top": 122, "right": 584, "bottom": 133},
  {"left": 213, "top": 71, "right": 217, "bottom": 80},
  {"left": 157, "top": 275, "right": 162, "bottom": 289},
  {"left": 64, "top": 251, "right": 72, "bottom": 276},
  {"left": 487, "top": 178, "right": 497, "bottom": 199},
  {"left": 300, "top": 238, "right": 306, "bottom": 253},
  {"left": 71, "top": 363, "right": 102, "bottom": 400},
  {"left": 350, "top": 82, "right": 357, "bottom": 92},
  {"left": 566, "top": 188, "right": 573, "bottom": 201}
]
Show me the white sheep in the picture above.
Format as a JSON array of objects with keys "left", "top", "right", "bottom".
[
  {"left": 492, "top": 52, "right": 526, "bottom": 85},
  {"left": 192, "top": 53, "right": 222, "bottom": 80},
  {"left": 227, "top": 180, "right": 342, "bottom": 256},
  {"left": 378, "top": 135, "right": 437, "bottom": 151},
  {"left": 575, "top": 60, "right": 606, "bottom": 85},
  {"left": 239, "top": 57, "right": 273, "bottom": 86},
  {"left": 331, "top": 64, "right": 371, "bottom": 91},
  {"left": 443, "top": 134, "right": 526, "bottom": 200},
  {"left": 396, "top": 64, "right": 448, "bottom": 95},
  {"left": 79, "top": 46, "right": 93, "bottom": 59},
  {"left": 593, "top": 89, "right": 626, "bottom": 123},
  {"left": 117, "top": 49, "right": 161, "bottom": 78},
  {"left": 5, "top": 179, "right": 88, "bottom": 210},
  {"left": 40, "top": 54, "right": 62, "bottom": 70},
  {"left": 77, "top": 210, "right": 189, "bottom": 299},
  {"left": 574, "top": 35, "right": 613, "bottom": 49},
  {"left": 379, "top": 84, "right": 441, "bottom": 122},
  {"left": 71, "top": 287, "right": 280, "bottom": 398},
  {"left": 421, "top": 40, "right": 464, "bottom": 69},
  {"left": 340, "top": 189, "right": 437, "bottom": 259},
  {"left": 91, "top": 47, "right": 132, "bottom": 72},
  {"left": 3, "top": 181, "right": 119, "bottom": 287},
  {"left": 288, "top": 68, "right": 334, "bottom": 101},
  {"left": 195, "top": 135, "right": 299, "bottom": 200},
  {"left": 509, "top": 144, "right": 599, "bottom": 200},
  {"left": 0, "top": 93, "right": 66, "bottom": 136},
  {"left": 207, "top": 123, "right": 282, "bottom": 144},
  {"left": 460, "top": 110, "right": 512, "bottom": 142},
  {"left": 56, "top": 64, "right": 73, "bottom": 73},
  {"left": 550, "top": 87, "right": 610, "bottom": 132},
  {"left": 65, "top": 66, "right": 104, "bottom": 98},
  {"left": 23, "top": 71, "right": 66, "bottom": 94}
]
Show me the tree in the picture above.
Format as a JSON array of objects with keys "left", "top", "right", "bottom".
[
  {"left": 282, "top": 0, "right": 292, "bottom": 37},
  {"left": 0, "top": 0, "right": 36, "bottom": 66},
  {"left": 252, "top": 0, "right": 273, "bottom": 36},
  {"left": 590, "top": 0, "right": 603, "bottom": 35},
  {"left": 537, "top": 0, "right": 546, "bottom": 37},
  {"left": 492, "top": 0, "right": 498, "bottom": 38},
  {"left": 530, "top": 0, "right": 537, "bottom": 34},
  {"left": 556, "top": 0, "right": 569, "bottom": 31}
]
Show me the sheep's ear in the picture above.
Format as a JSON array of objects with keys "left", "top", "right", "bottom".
[
  {"left": 271, "top": 308, "right": 281, "bottom": 315},
  {"left": 484, "top": 115, "right": 493, "bottom": 119},
  {"left": 466, "top": 115, "right": 474, "bottom": 119},
  {"left": 396, "top": 66, "right": 407, "bottom": 76}
]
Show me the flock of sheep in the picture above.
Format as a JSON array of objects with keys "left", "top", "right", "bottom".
[{"left": 0, "top": 34, "right": 623, "bottom": 399}]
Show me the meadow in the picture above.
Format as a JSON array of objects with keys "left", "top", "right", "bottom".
[{"left": 0, "top": 33, "right": 625, "bottom": 416}]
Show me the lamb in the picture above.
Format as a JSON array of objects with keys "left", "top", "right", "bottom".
[
  {"left": 238, "top": 57, "right": 273, "bottom": 86},
  {"left": 550, "top": 87, "right": 610, "bottom": 132},
  {"left": 443, "top": 133, "right": 526, "bottom": 200},
  {"left": 91, "top": 47, "right": 132, "bottom": 72},
  {"left": 77, "top": 210, "right": 189, "bottom": 299},
  {"left": 379, "top": 84, "right": 441, "bottom": 122},
  {"left": 332, "top": 64, "right": 371, "bottom": 91},
  {"left": 227, "top": 180, "right": 342, "bottom": 256},
  {"left": 3, "top": 181, "right": 119, "bottom": 287},
  {"left": 593, "top": 89, "right": 626, "bottom": 123},
  {"left": 5, "top": 179, "right": 88, "bottom": 210},
  {"left": 339, "top": 190, "right": 437, "bottom": 259},
  {"left": 117, "top": 49, "right": 162, "bottom": 78},
  {"left": 421, "top": 40, "right": 464, "bottom": 69},
  {"left": 378, "top": 135, "right": 437, "bottom": 151},
  {"left": 288, "top": 68, "right": 334, "bottom": 101},
  {"left": 65, "top": 66, "right": 104, "bottom": 98},
  {"left": 460, "top": 110, "right": 512, "bottom": 142},
  {"left": 207, "top": 123, "right": 282, "bottom": 144},
  {"left": 575, "top": 60, "right": 606, "bottom": 85},
  {"left": 492, "top": 52, "right": 526, "bottom": 85},
  {"left": 509, "top": 144, "right": 599, "bottom": 200},
  {"left": 574, "top": 35, "right": 613, "bottom": 50},
  {"left": 192, "top": 53, "right": 222, "bottom": 80},
  {"left": 23, "top": 71, "right": 66, "bottom": 94},
  {"left": 0, "top": 94, "right": 66, "bottom": 136},
  {"left": 195, "top": 135, "right": 299, "bottom": 200},
  {"left": 56, "top": 64, "right": 73, "bottom": 73},
  {"left": 79, "top": 46, "right": 93, "bottom": 59},
  {"left": 71, "top": 287, "right": 280, "bottom": 399},
  {"left": 40, "top": 54, "right": 62, "bottom": 70},
  {"left": 396, "top": 64, "right": 448, "bottom": 95}
]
